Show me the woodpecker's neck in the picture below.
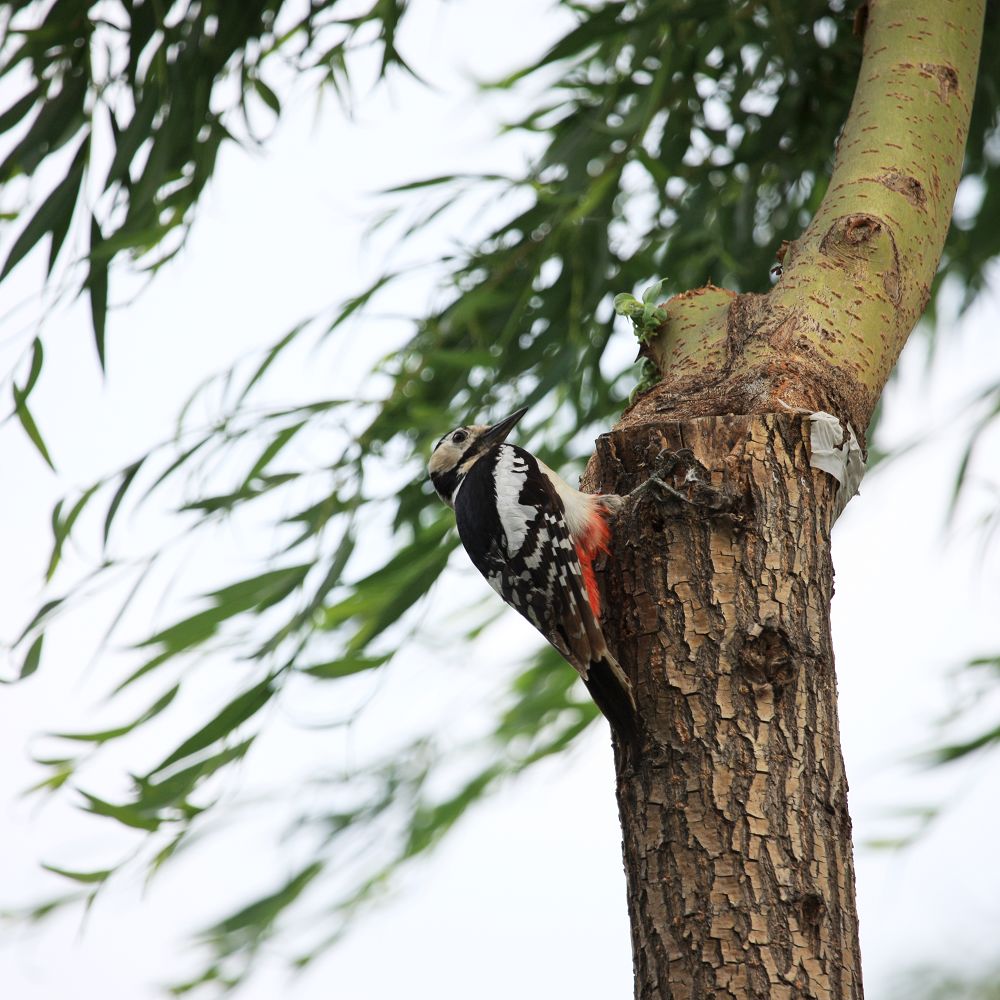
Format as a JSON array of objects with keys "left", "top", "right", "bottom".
[
  {"left": 431, "top": 447, "right": 494, "bottom": 508},
  {"left": 430, "top": 465, "right": 463, "bottom": 508}
]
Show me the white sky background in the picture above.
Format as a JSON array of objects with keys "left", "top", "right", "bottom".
[{"left": 2, "top": 1, "right": 1000, "bottom": 998}]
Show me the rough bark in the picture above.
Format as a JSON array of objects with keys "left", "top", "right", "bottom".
[{"left": 589, "top": 414, "right": 858, "bottom": 1000}]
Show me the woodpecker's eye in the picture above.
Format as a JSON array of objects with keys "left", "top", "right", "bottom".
[{"left": 452, "top": 430, "right": 467, "bottom": 444}]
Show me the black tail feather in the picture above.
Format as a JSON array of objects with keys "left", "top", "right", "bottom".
[{"left": 584, "top": 659, "right": 638, "bottom": 742}]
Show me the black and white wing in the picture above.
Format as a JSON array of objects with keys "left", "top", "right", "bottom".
[{"left": 454, "top": 444, "right": 635, "bottom": 735}]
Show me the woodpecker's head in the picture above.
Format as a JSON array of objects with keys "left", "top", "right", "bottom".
[{"left": 428, "top": 406, "right": 527, "bottom": 507}]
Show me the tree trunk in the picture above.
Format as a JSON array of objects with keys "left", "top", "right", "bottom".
[
  {"left": 582, "top": 2, "right": 986, "bottom": 996},
  {"left": 590, "top": 414, "right": 859, "bottom": 1000}
]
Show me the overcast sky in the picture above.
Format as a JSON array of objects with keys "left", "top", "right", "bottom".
[{"left": 2, "top": 2, "right": 1000, "bottom": 998}]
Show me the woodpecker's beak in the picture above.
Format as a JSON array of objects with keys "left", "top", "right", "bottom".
[{"left": 481, "top": 406, "right": 528, "bottom": 446}]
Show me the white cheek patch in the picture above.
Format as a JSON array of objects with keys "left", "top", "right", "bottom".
[{"left": 428, "top": 442, "right": 460, "bottom": 475}]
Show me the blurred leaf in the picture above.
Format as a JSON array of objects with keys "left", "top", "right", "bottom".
[
  {"left": 103, "top": 459, "right": 144, "bottom": 546},
  {"left": 134, "top": 737, "right": 255, "bottom": 812},
  {"left": 86, "top": 216, "right": 109, "bottom": 371},
  {"left": 2, "top": 892, "right": 88, "bottom": 924},
  {"left": 235, "top": 323, "right": 306, "bottom": 407},
  {"left": 241, "top": 422, "right": 305, "bottom": 486},
  {"left": 18, "top": 337, "right": 44, "bottom": 399},
  {"left": 969, "top": 654, "right": 1000, "bottom": 673},
  {"left": 889, "top": 965, "right": 1000, "bottom": 1000},
  {"left": 202, "top": 565, "right": 312, "bottom": 615},
  {"left": 23, "top": 761, "right": 75, "bottom": 796},
  {"left": 253, "top": 78, "right": 281, "bottom": 116},
  {"left": 0, "top": 76, "right": 86, "bottom": 183},
  {"left": 927, "top": 723, "right": 1000, "bottom": 765},
  {"left": 404, "top": 765, "right": 504, "bottom": 859},
  {"left": 0, "top": 133, "right": 88, "bottom": 281},
  {"left": 12, "top": 384, "right": 54, "bottom": 470},
  {"left": 298, "top": 653, "right": 390, "bottom": 679},
  {"left": 50, "top": 684, "right": 180, "bottom": 745},
  {"left": 120, "top": 564, "right": 312, "bottom": 689},
  {"left": 46, "top": 484, "right": 99, "bottom": 578},
  {"left": 14, "top": 596, "right": 65, "bottom": 645},
  {"left": 41, "top": 865, "right": 113, "bottom": 885},
  {"left": 322, "top": 519, "right": 454, "bottom": 654},
  {"left": 19, "top": 633, "right": 44, "bottom": 679},
  {"left": 200, "top": 861, "right": 323, "bottom": 950},
  {"left": 147, "top": 677, "right": 275, "bottom": 777},
  {"left": 79, "top": 791, "right": 160, "bottom": 832}
]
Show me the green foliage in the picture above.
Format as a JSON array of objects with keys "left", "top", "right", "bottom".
[
  {"left": 613, "top": 279, "right": 669, "bottom": 343},
  {"left": 3, "top": 0, "right": 1000, "bottom": 993},
  {"left": 889, "top": 966, "right": 1000, "bottom": 1000},
  {"left": 0, "top": 0, "right": 411, "bottom": 391},
  {"left": 922, "top": 653, "right": 1000, "bottom": 767},
  {"left": 614, "top": 279, "right": 670, "bottom": 399}
]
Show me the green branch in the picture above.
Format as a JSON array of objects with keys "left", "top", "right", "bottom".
[{"left": 772, "top": 0, "right": 986, "bottom": 423}]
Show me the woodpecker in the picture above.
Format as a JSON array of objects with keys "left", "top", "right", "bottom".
[{"left": 428, "top": 406, "right": 637, "bottom": 737}]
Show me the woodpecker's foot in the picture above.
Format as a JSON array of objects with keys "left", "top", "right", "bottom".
[
  {"left": 629, "top": 473, "right": 688, "bottom": 507},
  {"left": 628, "top": 448, "right": 743, "bottom": 523},
  {"left": 652, "top": 447, "right": 705, "bottom": 480}
]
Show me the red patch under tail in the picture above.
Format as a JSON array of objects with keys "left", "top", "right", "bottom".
[{"left": 575, "top": 503, "right": 613, "bottom": 617}]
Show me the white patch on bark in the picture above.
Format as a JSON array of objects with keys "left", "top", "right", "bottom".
[{"left": 808, "top": 411, "right": 865, "bottom": 521}]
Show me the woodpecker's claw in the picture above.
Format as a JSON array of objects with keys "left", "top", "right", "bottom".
[
  {"left": 629, "top": 474, "right": 689, "bottom": 506},
  {"left": 628, "top": 448, "right": 743, "bottom": 522},
  {"left": 628, "top": 448, "right": 705, "bottom": 506}
]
